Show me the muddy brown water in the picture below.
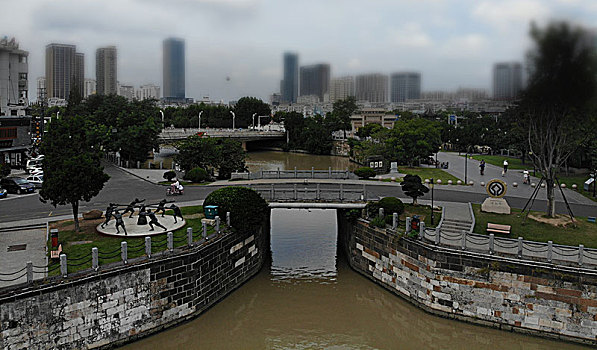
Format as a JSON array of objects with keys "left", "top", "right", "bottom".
[{"left": 123, "top": 209, "right": 585, "bottom": 350}]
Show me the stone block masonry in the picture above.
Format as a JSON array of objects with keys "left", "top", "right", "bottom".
[
  {"left": 344, "top": 217, "right": 597, "bottom": 346},
  {"left": 0, "top": 228, "right": 266, "bottom": 349}
]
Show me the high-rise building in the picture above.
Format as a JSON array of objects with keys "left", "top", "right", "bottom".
[
  {"left": 493, "top": 62, "right": 522, "bottom": 100},
  {"left": 163, "top": 38, "right": 185, "bottom": 101},
  {"left": 281, "top": 52, "right": 298, "bottom": 103},
  {"left": 117, "top": 82, "right": 135, "bottom": 101},
  {"left": 0, "top": 37, "right": 28, "bottom": 115},
  {"left": 84, "top": 78, "right": 96, "bottom": 98},
  {"left": 96, "top": 46, "right": 117, "bottom": 95},
  {"left": 136, "top": 84, "right": 160, "bottom": 100},
  {"left": 329, "top": 76, "right": 355, "bottom": 102},
  {"left": 37, "top": 77, "right": 46, "bottom": 101},
  {"left": 356, "top": 73, "right": 388, "bottom": 103},
  {"left": 390, "top": 72, "right": 421, "bottom": 102},
  {"left": 299, "top": 63, "right": 330, "bottom": 102},
  {"left": 45, "top": 43, "right": 84, "bottom": 100}
]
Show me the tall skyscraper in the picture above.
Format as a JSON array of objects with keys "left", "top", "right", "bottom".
[
  {"left": 96, "top": 46, "right": 117, "bottom": 95},
  {"left": 390, "top": 72, "right": 421, "bottom": 102},
  {"left": 84, "top": 78, "right": 96, "bottom": 98},
  {"left": 493, "top": 62, "right": 522, "bottom": 100},
  {"left": 163, "top": 38, "right": 185, "bottom": 101},
  {"left": 0, "top": 37, "right": 28, "bottom": 115},
  {"left": 281, "top": 52, "right": 298, "bottom": 103},
  {"left": 299, "top": 63, "right": 330, "bottom": 102},
  {"left": 329, "top": 76, "right": 355, "bottom": 102},
  {"left": 45, "top": 43, "right": 84, "bottom": 100},
  {"left": 356, "top": 73, "right": 388, "bottom": 103}
]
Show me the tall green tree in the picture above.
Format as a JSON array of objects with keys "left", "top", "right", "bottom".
[
  {"left": 385, "top": 119, "right": 442, "bottom": 166},
  {"left": 175, "top": 136, "right": 246, "bottom": 179},
  {"left": 332, "top": 96, "right": 358, "bottom": 138},
  {"left": 400, "top": 174, "right": 429, "bottom": 205},
  {"left": 40, "top": 115, "right": 110, "bottom": 232},
  {"left": 520, "top": 21, "right": 597, "bottom": 217},
  {"left": 233, "top": 97, "right": 271, "bottom": 128}
]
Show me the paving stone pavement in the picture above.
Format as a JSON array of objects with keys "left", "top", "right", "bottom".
[{"left": 0, "top": 226, "right": 47, "bottom": 288}]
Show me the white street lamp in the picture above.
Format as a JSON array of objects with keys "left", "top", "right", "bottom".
[
  {"left": 230, "top": 111, "right": 236, "bottom": 130},
  {"left": 198, "top": 111, "right": 203, "bottom": 129},
  {"left": 159, "top": 110, "right": 164, "bottom": 124},
  {"left": 252, "top": 113, "right": 257, "bottom": 129}
]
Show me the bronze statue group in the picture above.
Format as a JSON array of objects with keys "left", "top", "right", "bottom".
[{"left": 100, "top": 198, "right": 184, "bottom": 235}]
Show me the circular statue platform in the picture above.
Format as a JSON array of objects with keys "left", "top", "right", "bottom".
[{"left": 97, "top": 214, "right": 186, "bottom": 237}]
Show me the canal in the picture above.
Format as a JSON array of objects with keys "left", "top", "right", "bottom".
[
  {"left": 150, "top": 147, "right": 357, "bottom": 172},
  {"left": 123, "top": 209, "right": 583, "bottom": 349}
]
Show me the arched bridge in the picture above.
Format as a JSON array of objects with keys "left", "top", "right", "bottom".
[{"left": 158, "top": 128, "right": 286, "bottom": 144}]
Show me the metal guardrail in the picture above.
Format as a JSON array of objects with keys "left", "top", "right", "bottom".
[
  {"left": 247, "top": 183, "right": 371, "bottom": 202},
  {"left": 418, "top": 226, "right": 597, "bottom": 268},
  {"left": 247, "top": 167, "right": 352, "bottom": 180}
]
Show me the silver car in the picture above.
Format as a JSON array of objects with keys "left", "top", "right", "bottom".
[{"left": 26, "top": 174, "right": 43, "bottom": 188}]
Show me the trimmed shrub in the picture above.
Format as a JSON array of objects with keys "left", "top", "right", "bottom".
[
  {"left": 370, "top": 216, "right": 386, "bottom": 228},
  {"left": 163, "top": 170, "right": 176, "bottom": 182},
  {"left": 203, "top": 186, "right": 269, "bottom": 234},
  {"left": 185, "top": 167, "right": 208, "bottom": 183},
  {"left": 345, "top": 208, "right": 362, "bottom": 223},
  {"left": 354, "top": 166, "right": 376, "bottom": 179},
  {"left": 378, "top": 197, "right": 404, "bottom": 216}
]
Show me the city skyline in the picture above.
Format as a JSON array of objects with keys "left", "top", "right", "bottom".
[{"left": 3, "top": 0, "right": 596, "bottom": 102}]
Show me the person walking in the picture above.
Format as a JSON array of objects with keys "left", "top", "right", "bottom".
[
  {"left": 503, "top": 159, "right": 509, "bottom": 176},
  {"left": 479, "top": 160, "right": 486, "bottom": 175}
]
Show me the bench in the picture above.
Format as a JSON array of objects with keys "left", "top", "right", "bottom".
[
  {"left": 50, "top": 244, "right": 63, "bottom": 259},
  {"left": 487, "top": 223, "right": 511, "bottom": 235}
]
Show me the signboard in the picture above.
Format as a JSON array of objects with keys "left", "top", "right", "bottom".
[{"left": 486, "top": 179, "right": 507, "bottom": 198}]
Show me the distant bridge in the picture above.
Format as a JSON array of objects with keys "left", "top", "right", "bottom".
[{"left": 158, "top": 128, "right": 286, "bottom": 148}]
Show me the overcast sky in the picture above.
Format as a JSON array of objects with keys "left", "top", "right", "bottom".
[{"left": 2, "top": 0, "right": 596, "bottom": 102}]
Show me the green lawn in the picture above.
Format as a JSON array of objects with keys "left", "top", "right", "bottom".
[
  {"left": 400, "top": 167, "right": 462, "bottom": 184},
  {"left": 465, "top": 154, "right": 534, "bottom": 170},
  {"left": 47, "top": 206, "right": 217, "bottom": 275},
  {"left": 472, "top": 204, "right": 597, "bottom": 248},
  {"left": 402, "top": 203, "right": 442, "bottom": 228}
]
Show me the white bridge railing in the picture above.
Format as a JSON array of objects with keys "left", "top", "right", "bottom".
[{"left": 247, "top": 183, "right": 371, "bottom": 202}]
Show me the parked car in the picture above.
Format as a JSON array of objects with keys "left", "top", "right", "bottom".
[
  {"left": 0, "top": 187, "right": 7, "bottom": 199},
  {"left": 0, "top": 177, "right": 35, "bottom": 194},
  {"left": 26, "top": 159, "right": 43, "bottom": 174},
  {"left": 26, "top": 174, "right": 43, "bottom": 188}
]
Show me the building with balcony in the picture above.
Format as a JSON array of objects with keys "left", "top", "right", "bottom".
[{"left": 0, "top": 37, "right": 28, "bottom": 116}]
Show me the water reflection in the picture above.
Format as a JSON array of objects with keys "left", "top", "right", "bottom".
[
  {"left": 246, "top": 151, "right": 357, "bottom": 172},
  {"left": 124, "top": 209, "right": 585, "bottom": 350}
]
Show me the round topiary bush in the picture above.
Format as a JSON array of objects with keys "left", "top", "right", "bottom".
[
  {"left": 163, "top": 170, "right": 176, "bottom": 182},
  {"left": 185, "top": 167, "right": 208, "bottom": 183},
  {"left": 203, "top": 186, "right": 269, "bottom": 234},
  {"left": 378, "top": 197, "right": 404, "bottom": 216},
  {"left": 354, "top": 167, "right": 376, "bottom": 179}
]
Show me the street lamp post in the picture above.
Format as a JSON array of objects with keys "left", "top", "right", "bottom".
[
  {"left": 230, "top": 111, "right": 236, "bottom": 130},
  {"left": 430, "top": 178, "right": 434, "bottom": 225},
  {"left": 198, "top": 111, "right": 203, "bottom": 129},
  {"left": 252, "top": 113, "right": 257, "bottom": 130},
  {"left": 159, "top": 110, "right": 164, "bottom": 124},
  {"left": 464, "top": 148, "right": 468, "bottom": 184}
]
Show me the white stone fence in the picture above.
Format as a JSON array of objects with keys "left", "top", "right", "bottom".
[{"left": 248, "top": 183, "right": 370, "bottom": 202}]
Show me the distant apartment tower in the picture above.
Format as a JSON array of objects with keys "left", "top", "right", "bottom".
[
  {"left": 84, "top": 78, "right": 96, "bottom": 98},
  {"left": 299, "top": 63, "right": 330, "bottom": 102},
  {"left": 36, "top": 77, "right": 46, "bottom": 101},
  {"left": 390, "top": 72, "right": 421, "bottom": 102},
  {"left": 45, "top": 43, "right": 84, "bottom": 100},
  {"left": 118, "top": 83, "right": 135, "bottom": 101},
  {"left": 356, "top": 73, "right": 388, "bottom": 103},
  {"left": 329, "top": 76, "right": 354, "bottom": 102},
  {"left": 0, "top": 37, "right": 28, "bottom": 115},
  {"left": 280, "top": 52, "right": 299, "bottom": 103},
  {"left": 163, "top": 38, "right": 185, "bottom": 101},
  {"left": 96, "top": 46, "right": 117, "bottom": 95},
  {"left": 136, "top": 84, "right": 160, "bottom": 100},
  {"left": 493, "top": 62, "right": 522, "bottom": 100}
]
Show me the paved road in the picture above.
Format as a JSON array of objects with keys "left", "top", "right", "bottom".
[{"left": 0, "top": 162, "right": 595, "bottom": 224}]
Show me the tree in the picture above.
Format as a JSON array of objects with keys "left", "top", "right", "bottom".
[
  {"left": 39, "top": 115, "right": 110, "bottom": 232},
  {"left": 302, "top": 115, "right": 333, "bottom": 154},
  {"left": 385, "top": 119, "right": 441, "bottom": 166},
  {"left": 174, "top": 136, "right": 246, "bottom": 179},
  {"left": 520, "top": 21, "right": 597, "bottom": 217},
  {"left": 331, "top": 96, "right": 358, "bottom": 138},
  {"left": 400, "top": 174, "right": 429, "bottom": 205},
  {"left": 233, "top": 97, "right": 271, "bottom": 128}
]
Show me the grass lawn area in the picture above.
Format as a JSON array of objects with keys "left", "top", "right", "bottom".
[
  {"left": 47, "top": 205, "right": 218, "bottom": 275},
  {"left": 466, "top": 154, "right": 534, "bottom": 171},
  {"left": 402, "top": 203, "right": 442, "bottom": 228},
  {"left": 400, "top": 167, "right": 462, "bottom": 184},
  {"left": 472, "top": 204, "right": 597, "bottom": 248}
]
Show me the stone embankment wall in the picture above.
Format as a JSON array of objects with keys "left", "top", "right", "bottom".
[
  {"left": 340, "top": 214, "right": 597, "bottom": 346},
  {"left": 0, "top": 228, "right": 267, "bottom": 349}
]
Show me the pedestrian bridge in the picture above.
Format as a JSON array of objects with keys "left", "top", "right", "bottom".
[{"left": 245, "top": 183, "right": 375, "bottom": 209}]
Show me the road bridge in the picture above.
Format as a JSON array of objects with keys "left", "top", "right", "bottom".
[{"left": 158, "top": 128, "right": 285, "bottom": 149}]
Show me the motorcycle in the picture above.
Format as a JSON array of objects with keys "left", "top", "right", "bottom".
[{"left": 166, "top": 185, "right": 184, "bottom": 196}]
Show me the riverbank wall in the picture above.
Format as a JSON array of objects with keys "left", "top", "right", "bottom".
[
  {"left": 0, "top": 225, "right": 268, "bottom": 349},
  {"left": 337, "top": 211, "right": 597, "bottom": 346}
]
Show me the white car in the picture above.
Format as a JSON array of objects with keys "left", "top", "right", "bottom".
[{"left": 26, "top": 174, "right": 43, "bottom": 188}]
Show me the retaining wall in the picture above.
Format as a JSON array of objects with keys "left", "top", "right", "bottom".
[
  {"left": 0, "top": 227, "right": 267, "bottom": 349},
  {"left": 341, "top": 214, "right": 597, "bottom": 346}
]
